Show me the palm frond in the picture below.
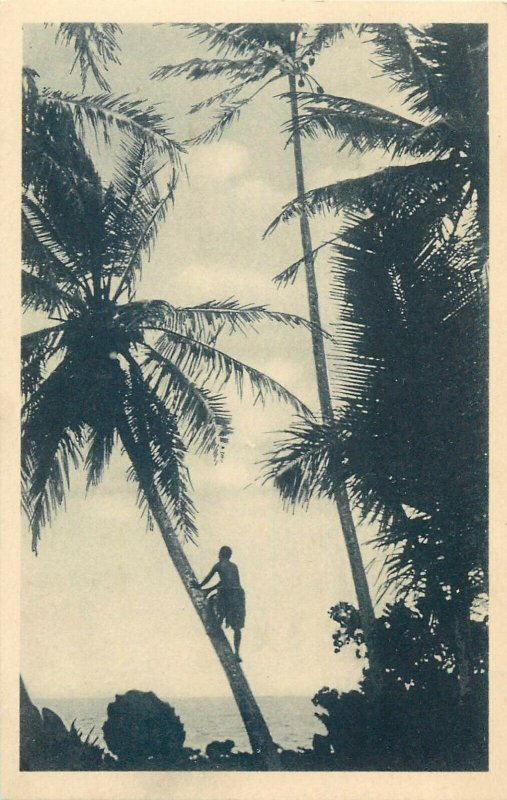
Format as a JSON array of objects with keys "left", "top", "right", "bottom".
[
  {"left": 171, "top": 298, "right": 316, "bottom": 339},
  {"left": 364, "top": 24, "right": 442, "bottom": 122},
  {"left": 120, "top": 297, "right": 317, "bottom": 343},
  {"left": 151, "top": 56, "right": 269, "bottom": 83},
  {"left": 188, "top": 79, "right": 260, "bottom": 114},
  {"left": 41, "top": 90, "right": 184, "bottom": 160},
  {"left": 302, "top": 23, "right": 353, "bottom": 58},
  {"left": 139, "top": 344, "right": 232, "bottom": 463},
  {"left": 85, "top": 425, "right": 116, "bottom": 489},
  {"left": 23, "top": 80, "right": 106, "bottom": 277},
  {"left": 287, "top": 92, "right": 446, "bottom": 158},
  {"left": 272, "top": 236, "right": 341, "bottom": 288},
  {"left": 22, "top": 131, "right": 97, "bottom": 208},
  {"left": 369, "top": 24, "right": 487, "bottom": 128},
  {"left": 24, "top": 426, "right": 85, "bottom": 553},
  {"left": 187, "top": 102, "right": 245, "bottom": 146},
  {"left": 21, "top": 326, "right": 66, "bottom": 401},
  {"left": 54, "top": 23, "right": 122, "bottom": 92},
  {"left": 101, "top": 136, "right": 171, "bottom": 279},
  {"left": 122, "top": 357, "right": 198, "bottom": 542},
  {"left": 111, "top": 178, "right": 177, "bottom": 302},
  {"left": 263, "top": 420, "right": 343, "bottom": 509},
  {"left": 146, "top": 326, "right": 312, "bottom": 418},
  {"left": 174, "top": 23, "right": 277, "bottom": 61},
  {"left": 22, "top": 193, "right": 79, "bottom": 272},
  {"left": 22, "top": 270, "right": 83, "bottom": 317},
  {"left": 22, "top": 357, "right": 85, "bottom": 552},
  {"left": 326, "top": 183, "right": 477, "bottom": 407},
  {"left": 187, "top": 75, "right": 282, "bottom": 146},
  {"left": 265, "top": 159, "right": 456, "bottom": 234}
]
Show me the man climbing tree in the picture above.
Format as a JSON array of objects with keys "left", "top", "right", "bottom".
[{"left": 196, "top": 547, "right": 246, "bottom": 662}]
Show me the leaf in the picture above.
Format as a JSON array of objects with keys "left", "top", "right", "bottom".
[
  {"left": 263, "top": 419, "right": 343, "bottom": 509},
  {"left": 122, "top": 359, "right": 198, "bottom": 542},
  {"left": 151, "top": 56, "right": 270, "bottom": 83},
  {"left": 147, "top": 326, "right": 313, "bottom": 419},
  {"left": 187, "top": 75, "right": 282, "bottom": 146},
  {"left": 41, "top": 90, "right": 185, "bottom": 160},
  {"left": 85, "top": 426, "right": 116, "bottom": 489},
  {"left": 265, "top": 159, "right": 456, "bottom": 234},
  {"left": 272, "top": 236, "right": 342, "bottom": 289},
  {"left": 22, "top": 194, "right": 79, "bottom": 273},
  {"left": 22, "top": 271, "right": 83, "bottom": 317},
  {"left": 21, "top": 326, "right": 66, "bottom": 401},
  {"left": 187, "top": 103, "right": 244, "bottom": 146},
  {"left": 54, "top": 23, "right": 122, "bottom": 92},
  {"left": 101, "top": 136, "right": 172, "bottom": 283},
  {"left": 302, "top": 23, "right": 353, "bottom": 58},
  {"left": 174, "top": 23, "right": 276, "bottom": 60},
  {"left": 22, "top": 357, "right": 85, "bottom": 551},
  {"left": 287, "top": 92, "right": 439, "bottom": 158},
  {"left": 364, "top": 24, "right": 442, "bottom": 123},
  {"left": 139, "top": 344, "right": 232, "bottom": 463},
  {"left": 111, "top": 180, "right": 177, "bottom": 302},
  {"left": 170, "top": 298, "right": 316, "bottom": 339},
  {"left": 188, "top": 80, "right": 259, "bottom": 114}
]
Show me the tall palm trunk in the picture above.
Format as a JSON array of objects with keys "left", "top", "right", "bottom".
[
  {"left": 287, "top": 69, "right": 382, "bottom": 696},
  {"left": 117, "top": 414, "right": 282, "bottom": 770}
]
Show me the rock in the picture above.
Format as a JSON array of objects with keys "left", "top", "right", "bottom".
[{"left": 205, "top": 739, "right": 235, "bottom": 760}]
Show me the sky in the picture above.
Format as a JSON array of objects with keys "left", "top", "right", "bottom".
[{"left": 21, "top": 23, "right": 408, "bottom": 702}]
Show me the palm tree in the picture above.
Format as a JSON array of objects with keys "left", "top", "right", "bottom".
[
  {"left": 265, "top": 206, "right": 486, "bottom": 693},
  {"left": 269, "top": 24, "right": 487, "bottom": 274},
  {"left": 22, "top": 78, "right": 317, "bottom": 768},
  {"left": 152, "top": 22, "right": 383, "bottom": 693},
  {"left": 263, "top": 23, "right": 488, "bottom": 692}
]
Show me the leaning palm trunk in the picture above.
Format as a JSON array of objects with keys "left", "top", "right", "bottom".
[
  {"left": 287, "top": 71, "right": 382, "bottom": 696},
  {"left": 117, "top": 415, "right": 282, "bottom": 770}
]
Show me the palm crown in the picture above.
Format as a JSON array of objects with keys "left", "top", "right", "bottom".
[
  {"left": 269, "top": 24, "right": 488, "bottom": 256},
  {"left": 22, "top": 76, "right": 311, "bottom": 553}
]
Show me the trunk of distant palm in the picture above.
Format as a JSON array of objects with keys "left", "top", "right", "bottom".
[
  {"left": 287, "top": 66, "right": 383, "bottom": 697},
  {"left": 117, "top": 414, "right": 282, "bottom": 770}
]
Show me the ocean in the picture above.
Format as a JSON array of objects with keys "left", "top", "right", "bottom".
[{"left": 34, "top": 695, "right": 326, "bottom": 754}]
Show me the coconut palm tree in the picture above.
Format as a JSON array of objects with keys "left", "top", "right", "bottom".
[
  {"left": 269, "top": 23, "right": 488, "bottom": 273},
  {"left": 262, "top": 23, "right": 488, "bottom": 692},
  {"left": 264, "top": 175, "right": 487, "bottom": 694},
  {"left": 151, "top": 22, "right": 384, "bottom": 693},
  {"left": 22, "top": 78, "right": 318, "bottom": 769}
]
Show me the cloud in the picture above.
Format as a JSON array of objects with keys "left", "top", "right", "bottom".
[
  {"left": 234, "top": 177, "right": 287, "bottom": 213},
  {"left": 188, "top": 141, "right": 249, "bottom": 181}
]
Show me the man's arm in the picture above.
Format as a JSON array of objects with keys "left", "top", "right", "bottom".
[
  {"left": 202, "top": 582, "right": 221, "bottom": 595},
  {"left": 196, "top": 564, "right": 218, "bottom": 589}
]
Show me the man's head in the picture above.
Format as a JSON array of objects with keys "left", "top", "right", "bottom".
[{"left": 219, "top": 546, "right": 232, "bottom": 561}]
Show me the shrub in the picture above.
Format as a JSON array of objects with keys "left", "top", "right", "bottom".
[{"left": 103, "top": 690, "right": 186, "bottom": 767}]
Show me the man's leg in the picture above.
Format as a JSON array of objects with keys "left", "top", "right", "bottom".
[{"left": 234, "top": 629, "right": 242, "bottom": 661}]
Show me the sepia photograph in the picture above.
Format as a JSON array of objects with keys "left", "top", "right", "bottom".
[{"left": 1, "top": 4, "right": 504, "bottom": 798}]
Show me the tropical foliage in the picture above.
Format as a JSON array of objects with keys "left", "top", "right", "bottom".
[
  {"left": 264, "top": 23, "right": 488, "bottom": 684},
  {"left": 22, "top": 72, "right": 310, "bottom": 553}
]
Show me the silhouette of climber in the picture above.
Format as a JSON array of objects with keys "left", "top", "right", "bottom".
[{"left": 195, "top": 546, "right": 246, "bottom": 661}]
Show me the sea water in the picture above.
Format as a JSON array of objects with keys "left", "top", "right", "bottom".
[{"left": 34, "top": 695, "right": 327, "bottom": 753}]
